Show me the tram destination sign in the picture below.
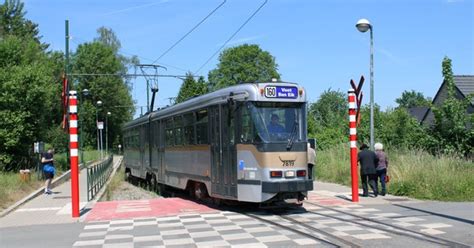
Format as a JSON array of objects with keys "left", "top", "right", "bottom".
[{"left": 264, "top": 86, "right": 298, "bottom": 99}]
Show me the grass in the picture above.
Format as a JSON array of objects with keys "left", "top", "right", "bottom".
[
  {"left": 0, "top": 150, "right": 103, "bottom": 212},
  {"left": 316, "top": 144, "right": 474, "bottom": 201},
  {"left": 102, "top": 163, "right": 124, "bottom": 201},
  {"left": 0, "top": 172, "right": 43, "bottom": 211}
]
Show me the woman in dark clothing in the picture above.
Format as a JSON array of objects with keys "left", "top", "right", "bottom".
[
  {"left": 358, "top": 143, "right": 379, "bottom": 197},
  {"left": 375, "top": 143, "right": 388, "bottom": 196}
]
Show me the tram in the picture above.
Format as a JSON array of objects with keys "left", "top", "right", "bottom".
[{"left": 122, "top": 81, "right": 313, "bottom": 205}]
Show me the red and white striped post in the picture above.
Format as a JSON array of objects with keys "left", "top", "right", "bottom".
[
  {"left": 69, "top": 90, "right": 80, "bottom": 217},
  {"left": 348, "top": 89, "right": 359, "bottom": 202}
]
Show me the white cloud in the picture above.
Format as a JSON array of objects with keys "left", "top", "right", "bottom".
[{"left": 100, "top": 0, "right": 170, "bottom": 17}]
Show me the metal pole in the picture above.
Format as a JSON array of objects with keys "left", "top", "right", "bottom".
[
  {"left": 79, "top": 95, "right": 83, "bottom": 164},
  {"left": 369, "top": 27, "right": 374, "bottom": 150},
  {"left": 348, "top": 89, "right": 359, "bottom": 202},
  {"left": 105, "top": 115, "right": 108, "bottom": 156},
  {"left": 96, "top": 110, "right": 99, "bottom": 156},
  {"left": 99, "top": 129, "right": 103, "bottom": 159},
  {"left": 146, "top": 79, "right": 150, "bottom": 113}
]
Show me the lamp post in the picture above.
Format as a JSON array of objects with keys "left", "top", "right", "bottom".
[
  {"left": 96, "top": 100, "right": 102, "bottom": 158},
  {"left": 79, "top": 89, "right": 89, "bottom": 164},
  {"left": 356, "top": 18, "right": 375, "bottom": 150},
  {"left": 105, "top": 111, "right": 111, "bottom": 156}
]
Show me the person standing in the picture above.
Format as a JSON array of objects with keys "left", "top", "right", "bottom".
[
  {"left": 358, "top": 144, "right": 378, "bottom": 197},
  {"left": 41, "top": 148, "right": 55, "bottom": 195},
  {"left": 374, "top": 143, "right": 388, "bottom": 196},
  {"left": 307, "top": 143, "right": 316, "bottom": 180}
]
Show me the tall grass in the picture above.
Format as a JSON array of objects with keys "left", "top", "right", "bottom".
[
  {"left": 317, "top": 144, "right": 474, "bottom": 201},
  {"left": 102, "top": 164, "right": 124, "bottom": 201},
  {"left": 0, "top": 172, "right": 43, "bottom": 210}
]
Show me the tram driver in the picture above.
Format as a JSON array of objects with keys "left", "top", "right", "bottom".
[{"left": 267, "top": 114, "right": 285, "bottom": 134}]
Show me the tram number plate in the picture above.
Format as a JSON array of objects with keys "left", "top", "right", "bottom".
[{"left": 264, "top": 86, "right": 298, "bottom": 99}]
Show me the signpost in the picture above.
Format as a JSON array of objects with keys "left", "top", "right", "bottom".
[{"left": 97, "top": 121, "right": 104, "bottom": 159}]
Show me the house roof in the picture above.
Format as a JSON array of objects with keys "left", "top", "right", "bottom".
[
  {"left": 408, "top": 107, "right": 429, "bottom": 123},
  {"left": 454, "top": 75, "right": 474, "bottom": 105}
]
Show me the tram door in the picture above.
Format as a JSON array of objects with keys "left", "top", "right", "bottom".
[
  {"left": 157, "top": 120, "right": 165, "bottom": 182},
  {"left": 210, "top": 105, "right": 237, "bottom": 198}
]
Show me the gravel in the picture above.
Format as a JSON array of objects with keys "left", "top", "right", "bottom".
[{"left": 103, "top": 181, "right": 161, "bottom": 201}]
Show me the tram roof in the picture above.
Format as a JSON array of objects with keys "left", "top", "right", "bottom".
[{"left": 124, "top": 82, "right": 306, "bottom": 128}]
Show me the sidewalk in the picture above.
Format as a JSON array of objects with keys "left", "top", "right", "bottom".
[
  {"left": 311, "top": 180, "right": 420, "bottom": 205},
  {"left": 0, "top": 156, "right": 122, "bottom": 228}
]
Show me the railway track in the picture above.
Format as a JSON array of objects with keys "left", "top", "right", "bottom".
[
  {"left": 303, "top": 202, "right": 471, "bottom": 248},
  {"left": 243, "top": 211, "right": 362, "bottom": 248}
]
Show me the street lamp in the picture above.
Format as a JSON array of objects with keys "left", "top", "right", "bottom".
[
  {"left": 356, "top": 18, "right": 375, "bottom": 150},
  {"left": 105, "top": 111, "right": 111, "bottom": 156},
  {"left": 79, "top": 89, "right": 89, "bottom": 164},
  {"left": 96, "top": 100, "right": 102, "bottom": 158}
]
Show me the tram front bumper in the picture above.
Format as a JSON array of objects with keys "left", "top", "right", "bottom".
[{"left": 262, "top": 180, "right": 313, "bottom": 193}]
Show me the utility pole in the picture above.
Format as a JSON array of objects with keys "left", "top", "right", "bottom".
[{"left": 66, "top": 20, "right": 79, "bottom": 218}]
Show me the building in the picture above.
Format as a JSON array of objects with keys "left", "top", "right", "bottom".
[{"left": 420, "top": 75, "right": 474, "bottom": 126}]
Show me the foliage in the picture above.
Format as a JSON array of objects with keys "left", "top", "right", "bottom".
[
  {"left": 395, "top": 90, "right": 431, "bottom": 108},
  {"left": 377, "top": 108, "right": 429, "bottom": 148},
  {"left": 0, "top": 0, "right": 47, "bottom": 49},
  {"left": 0, "top": 35, "right": 62, "bottom": 171},
  {"left": 175, "top": 74, "right": 208, "bottom": 104},
  {"left": 208, "top": 44, "right": 280, "bottom": 90},
  {"left": 308, "top": 89, "right": 347, "bottom": 149},
  {"left": 429, "top": 56, "right": 473, "bottom": 156},
  {"left": 72, "top": 28, "right": 135, "bottom": 149}
]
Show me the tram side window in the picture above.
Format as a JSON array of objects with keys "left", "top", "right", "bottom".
[
  {"left": 240, "top": 104, "right": 255, "bottom": 143},
  {"left": 183, "top": 113, "right": 195, "bottom": 145},
  {"left": 174, "top": 116, "right": 183, "bottom": 146},
  {"left": 165, "top": 118, "right": 174, "bottom": 146},
  {"left": 196, "top": 109, "right": 208, "bottom": 144}
]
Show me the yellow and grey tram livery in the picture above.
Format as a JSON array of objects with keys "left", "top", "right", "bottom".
[{"left": 123, "top": 81, "right": 313, "bottom": 204}]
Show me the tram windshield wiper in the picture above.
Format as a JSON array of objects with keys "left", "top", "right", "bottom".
[{"left": 286, "top": 121, "right": 298, "bottom": 151}]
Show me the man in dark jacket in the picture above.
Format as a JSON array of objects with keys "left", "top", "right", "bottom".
[{"left": 358, "top": 144, "right": 379, "bottom": 197}]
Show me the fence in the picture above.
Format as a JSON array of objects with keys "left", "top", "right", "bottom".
[{"left": 87, "top": 155, "right": 113, "bottom": 201}]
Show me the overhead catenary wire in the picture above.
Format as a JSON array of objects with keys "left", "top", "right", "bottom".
[
  {"left": 151, "top": 0, "right": 227, "bottom": 64},
  {"left": 70, "top": 35, "right": 190, "bottom": 73},
  {"left": 194, "top": 0, "right": 268, "bottom": 74}
]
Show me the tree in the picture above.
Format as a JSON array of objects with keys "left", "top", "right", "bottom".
[
  {"left": 0, "top": 0, "right": 44, "bottom": 47},
  {"left": 175, "top": 74, "right": 208, "bottom": 104},
  {"left": 429, "top": 56, "right": 473, "bottom": 156},
  {"left": 395, "top": 90, "right": 431, "bottom": 109},
  {"left": 72, "top": 28, "right": 134, "bottom": 150},
  {"left": 377, "top": 108, "right": 429, "bottom": 149},
  {"left": 308, "top": 89, "right": 347, "bottom": 149},
  {"left": 208, "top": 44, "right": 280, "bottom": 90},
  {"left": 0, "top": 36, "right": 61, "bottom": 170}
]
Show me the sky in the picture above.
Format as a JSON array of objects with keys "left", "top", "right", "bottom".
[{"left": 23, "top": 0, "right": 473, "bottom": 116}]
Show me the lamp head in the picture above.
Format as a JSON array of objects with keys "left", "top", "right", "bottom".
[
  {"left": 82, "top": 88, "right": 89, "bottom": 96},
  {"left": 356, "top": 18, "right": 371, "bottom": 33},
  {"left": 97, "top": 100, "right": 102, "bottom": 106}
]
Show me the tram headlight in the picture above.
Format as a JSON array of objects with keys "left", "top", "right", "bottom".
[{"left": 285, "top": 170, "right": 296, "bottom": 178}]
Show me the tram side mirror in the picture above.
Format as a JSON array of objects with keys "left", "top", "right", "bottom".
[{"left": 308, "top": 138, "right": 316, "bottom": 150}]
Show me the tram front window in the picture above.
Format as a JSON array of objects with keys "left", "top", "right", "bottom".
[{"left": 240, "top": 102, "right": 306, "bottom": 144}]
